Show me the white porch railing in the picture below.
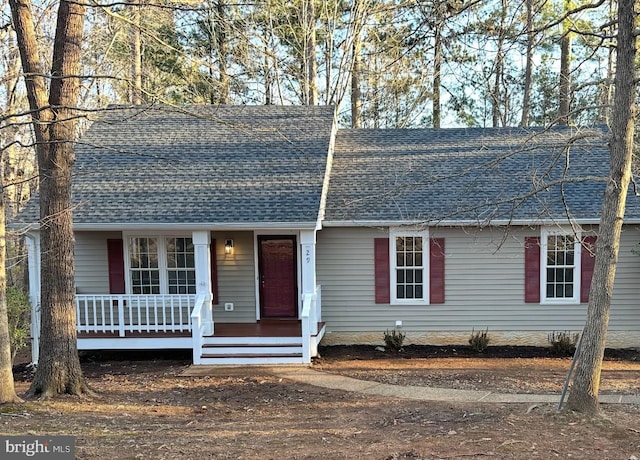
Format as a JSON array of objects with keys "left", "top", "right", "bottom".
[
  {"left": 301, "top": 284, "right": 322, "bottom": 363},
  {"left": 190, "top": 294, "right": 214, "bottom": 365},
  {"left": 75, "top": 294, "right": 197, "bottom": 336}
]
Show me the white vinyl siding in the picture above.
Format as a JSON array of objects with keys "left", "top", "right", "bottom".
[
  {"left": 74, "top": 231, "right": 122, "bottom": 294},
  {"left": 316, "top": 225, "right": 640, "bottom": 335}
]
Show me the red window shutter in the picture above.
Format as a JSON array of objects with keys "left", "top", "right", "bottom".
[
  {"left": 211, "top": 238, "right": 219, "bottom": 305},
  {"left": 581, "top": 236, "right": 597, "bottom": 303},
  {"left": 107, "top": 239, "right": 126, "bottom": 294},
  {"left": 430, "top": 238, "right": 445, "bottom": 304},
  {"left": 374, "top": 238, "right": 390, "bottom": 304},
  {"left": 524, "top": 237, "right": 541, "bottom": 303}
]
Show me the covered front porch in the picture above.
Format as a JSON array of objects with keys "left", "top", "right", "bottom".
[
  {"left": 30, "top": 290, "right": 324, "bottom": 365},
  {"left": 26, "top": 228, "right": 325, "bottom": 365}
]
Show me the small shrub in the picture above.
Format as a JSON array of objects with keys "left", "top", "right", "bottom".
[
  {"left": 7, "top": 287, "right": 31, "bottom": 364},
  {"left": 384, "top": 329, "right": 406, "bottom": 352},
  {"left": 468, "top": 328, "right": 490, "bottom": 353},
  {"left": 548, "top": 331, "right": 579, "bottom": 356}
]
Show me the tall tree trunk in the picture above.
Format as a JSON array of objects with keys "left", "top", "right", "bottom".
[
  {"left": 598, "top": 0, "right": 615, "bottom": 124},
  {"left": 372, "top": 53, "right": 380, "bottom": 129},
  {"left": 129, "top": 0, "right": 143, "bottom": 104},
  {"left": 351, "top": 40, "right": 362, "bottom": 128},
  {"left": 0, "top": 172, "right": 20, "bottom": 403},
  {"left": 565, "top": 0, "right": 637, "bottom": 414},
  {"left": 264, "top": 48, "right": 272, "bottom": 105},
  {"left": 10, "top": 0, "right": 89, "bottom": 398},
  {"left": 216, "top": 0, "right": 229, "bottom": 104},
  {"left": 520, "top": 0, "right": 533, "bottom": 127},
  {"left": 433, "top": 21, "right": 442, "bottom": 129},
  {"left": 491, "top": 0, "right": 507, "bottom": 127},
  {"left": 302, "top": 0, "right": 317, "bottom": 105},
  {"left": 558, "top": 0, "right": 572, "bottom": 125}
]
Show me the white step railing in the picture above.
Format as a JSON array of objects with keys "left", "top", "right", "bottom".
[
  {"left": 190, "top": 294, "right": 213, "bottom": 364},
  {"left": 301, "top": 284, "right": 322, "bottom": 364},
  {"left": 75, "top": 294, "right": 197, "bottom": 336}
]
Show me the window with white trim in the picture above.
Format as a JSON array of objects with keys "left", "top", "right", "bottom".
[
  {"left": 129, "top": 237, "right": 160, "bottom": 294},
  {"left": 390, "top": 229, "right": 429, "bottom": 304},
  {"left": 541, "top": 229, "right": 581, "bottom": 304},
  {"left": 127, "top": 236, "right": 196, "bottom": 295},
  {"left": 166, "top": 237, "right": 196, "bottom": 294}
]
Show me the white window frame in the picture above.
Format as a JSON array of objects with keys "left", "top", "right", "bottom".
[
  {"left": 540, "top": 227, "right": 581, "bottom": 305},
  {"left": 390, "top": 228, "right": 430, "bottom": 305},
  {"left": 123, "top": 233, "right": 196, "bottom": 295},
  {"left": 128, "top": 236, "right": 161, "bottom": 294}
]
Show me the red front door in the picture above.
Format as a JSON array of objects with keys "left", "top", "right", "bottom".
[{"left": 258, "top": 236, "right": 298, "bottom": 318}]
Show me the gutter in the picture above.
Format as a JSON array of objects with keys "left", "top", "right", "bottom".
[{"left": 320, "top": 218, "right": 626, "bottom": 228}]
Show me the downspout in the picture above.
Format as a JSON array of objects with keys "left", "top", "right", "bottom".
[{"left": 24, "top": 231, "right": 41, "bottom": 365}]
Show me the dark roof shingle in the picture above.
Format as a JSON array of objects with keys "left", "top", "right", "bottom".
[
  {"left": 20, "top": 104, "right": 335, "bottom": 227},
  {"left": 325, "top": 125, "right": 640, "bottom": 224}
]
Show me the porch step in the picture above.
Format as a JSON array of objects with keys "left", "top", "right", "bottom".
[
  {"left": 201, "top": 344, "right": 303, "bottom": 355},
  {"left": 197, "top": 355, "right": 305, "bottom": 365},
  {"left": 203, "top": 336, "right": 303, "bottom": 346},
  {"left": 198, "top": 337, "right": 305, "bottom": 365}
]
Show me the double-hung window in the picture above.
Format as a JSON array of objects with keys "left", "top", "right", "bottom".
[
  {"left": 390, "top": 229, "right": 429, "bottom": 304},
  {"left": 129, "top": 237, "right": 160, "bottom": 294},
  {"left": 166, "top": 237, "right": 196, "bottom": 294},
  {"left": 127, "top": 236, "right": 196, "bottom": 295},
  {"left": 541, "top": 229, "right": 581, "bottom": 304}
]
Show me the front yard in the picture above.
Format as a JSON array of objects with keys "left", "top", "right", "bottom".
[{"left": 5, "top": 347, "right": 640, "bottom": 459}]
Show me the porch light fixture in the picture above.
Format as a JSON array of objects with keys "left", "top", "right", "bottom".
[{"left": 224, "top": 239, "right": 234, "bottom": 254}]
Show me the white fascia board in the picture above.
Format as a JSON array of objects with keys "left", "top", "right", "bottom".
[
  {"left": 71, "top": 221, "right": 318, "bottom": 231},
  {"left": 6, "top": 222, "right": 39, "bottom": 232},
  {"left": 316, "top": 112, "right": 338, "bottom": 231}
]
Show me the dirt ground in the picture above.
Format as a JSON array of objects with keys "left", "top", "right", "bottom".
[
  {"left": 315, "top": 345, "right": 640, "bottom": 395},
  {"left": 4, "top": 345, "right": 640, "bottom": 459}
]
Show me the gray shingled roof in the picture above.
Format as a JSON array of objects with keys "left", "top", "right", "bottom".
[
  {"left": 19, "top": 108, "right": 640, "bottom": 229},
  {"left": 19, "top": 105, "right": 335, "bottom": 227},
  {"left": 325, "top": 126, "right": 640, "bottom": 224}
]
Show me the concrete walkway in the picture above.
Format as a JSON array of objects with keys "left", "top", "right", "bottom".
[{"left": 182, "top": 365, "right": 640, "bottom": 405}]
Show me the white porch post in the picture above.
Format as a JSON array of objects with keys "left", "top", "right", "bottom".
[
  {"left": 300, "top": 230, "right": 318, "bottom": 363},
  {"left": 192, "top": 231, "right": 213, "bottom": 335},
  {"left": 300, "top": 230, "right": 317, "bottom": 297},
  {"left": 25, "top": 232, "right": 41, "bottom": 364}
]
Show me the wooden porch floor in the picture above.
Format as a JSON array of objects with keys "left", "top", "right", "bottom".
[
  {"left": 215, "top": 320, "right": 301, "bottom": 337},
  {"left": 77, "top": 320, "right": 322, "bottom": 339}
]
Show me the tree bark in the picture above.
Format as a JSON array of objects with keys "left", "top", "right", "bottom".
[
  {"left": 433, "top": 14, "right": 442, "bottom": 129},
  {"left": 10, "top": 0, "right": 89, "bottom": 398},
  {"left": 565, "top": 0, "right": 636, "bottom": 414},
  {"left": 598, "top": 0, "right": 615, "bottom": 124},
  {"left": 129, "top": 0, "right": 143, "bottom": 104},
  {"left": 351, "top": 40, "right": 362, "bottom": 128},
  {"left": 216, "top": 0, "right": 229, "bottom": 104},
  {"left": 558, "top": 0, "right": 572, "bottom": 125},
  {"left": 491, "top": 0, "right": 507, "bottom": 127},
  {"left": 302, "top": 0, "right": 317, "bottom": 105},
  {"left": 264, "top": 48, "right": 272, "bottom": 105},
  {"left": 520, "top": 0, "right": 533, "bottom": 127}
]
